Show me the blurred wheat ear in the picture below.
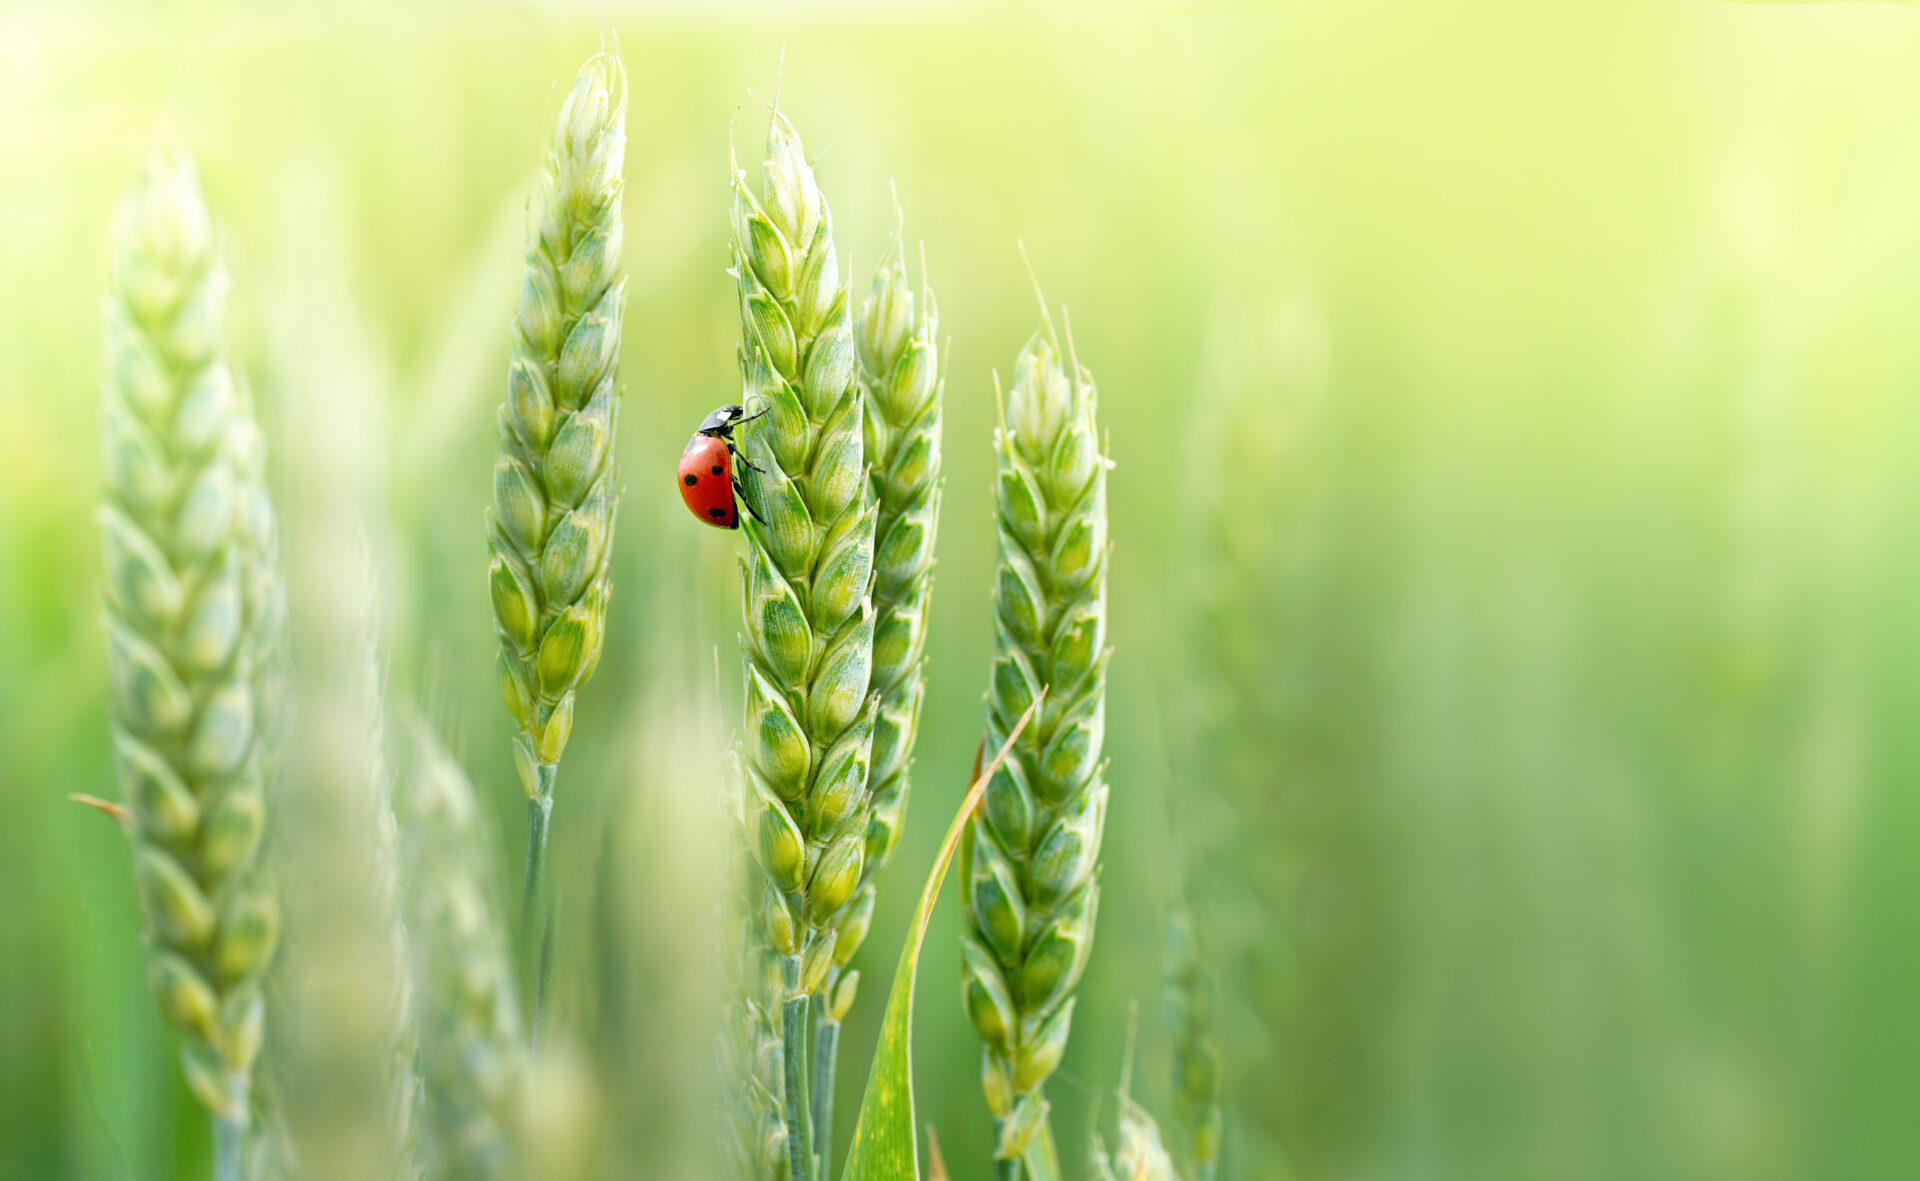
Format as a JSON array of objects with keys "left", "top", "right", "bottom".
[
  {"left": 727, "top": 101, "right": 878, "bottom": 1181},
  {"left": 486, "top": 48, "right": 629, "bottom": 1045},
  {"left": 95, "top": 135, "right": 288, "bottom": 1181},
  {"left": 1164, "top": 900, "right": 1222, "bottom": 1181},
  {"left": 402, "top": 712, "right": 527, "bottom": 1181},
  {"left": 959, "top": 281, "right": 1113, "bottom": 1178},
  {"left": 358, "top": 558, "right": 428, "bottom": 1180},
  {"left": 1180, "top": 293, "right": 1330, "bottom": 1181}
]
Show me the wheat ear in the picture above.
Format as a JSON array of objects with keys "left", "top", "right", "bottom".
[
  {"left": 800, "top": 191, "right": 947, "bottom": 1164},
  {"left": 487, "top": 49, "right": 628, "bottom": 1042},
  {"left": 1165, "top": 900, "right": 1223, "bottom": 1181},
  {"left": 729, "top": 104, "right": 878, "bottom": 1181},
  {"left": 403, "top": 715, "right": 527, "bottom": 1181},
  {"left": 97, "top": 137, "right": 287, "bottom": 1180},
  {"left": 359, "top": 560, "right": 426, "bottom": 1180},
  {"left": 960, "top": 289, "right": 1112, "bottom": 1175}
]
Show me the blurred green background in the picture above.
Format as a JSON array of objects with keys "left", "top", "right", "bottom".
[{"left": 7, "top": 1, "right": 1920, "bottom": 1178}]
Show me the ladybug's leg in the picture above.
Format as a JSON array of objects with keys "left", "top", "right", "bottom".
[
  {"left": 726, "top": 439, "right": 766, "bottom": 475},
  {"left": 732, "top": 477, "right": 767, "bottom": 526}
]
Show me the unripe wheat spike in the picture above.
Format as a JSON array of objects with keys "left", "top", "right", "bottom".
[
  {"left": 960, "top": 283, "right": 1112, "bottom": 1174},
  {"left": 840, "top": 194, "right": 944, "bottom": 969},
  {"left": 1165, "top": 899, "right": 1223, "bottom": 1181},
  {"left": 359, "top": 557, "right": 426, "bottom": 1180},
  {"left": 801, "top": 190, "right": 947, "bottom": 1168},
  {"left": 97, "top": 137, "right": 288, "bottom": 1179},
  {"left": 728, "top": 104, "right": 876, "bottom": 1181},
  {"left": 403, "top": 714, "right": 527, "bottom": 1181},
  {"left": 488, "top": 49, "right": 628, "bottom": 1043}
]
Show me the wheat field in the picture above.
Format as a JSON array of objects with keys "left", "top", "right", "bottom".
[{"left": 6, "top": 3, "right": 1920, "bottom": 1179}]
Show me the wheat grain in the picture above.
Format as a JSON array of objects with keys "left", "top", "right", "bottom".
[
  {"left": 959, "top": 288, "right": 1111, "bottom": 1174},
  {"left": 403, "top": 715, "right": 526, "bottom": 1181},
  {"left": 728, "top": 103, "right": 877, "bottom": 1181},
  {"left": 97, "top": 137, "right": 287, "bottom": 1172}
]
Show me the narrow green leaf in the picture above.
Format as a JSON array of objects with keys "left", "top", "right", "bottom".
[
  {"left": 840, "top": 692, "right": 1045, "bottom": 1181},
  {"left": 1023, "top": 1120, "right": 1063, "bottom": 1181}
]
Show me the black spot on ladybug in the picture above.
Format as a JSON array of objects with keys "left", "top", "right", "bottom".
[
  {"left": 684, "top": 474, "right": 698, "bottom": 486},
  {"left": 708, "top": 507, "right": 726, "bottom": 520},
  {"left": 711, "top": 464, "right": 724, "bottom": 475}
]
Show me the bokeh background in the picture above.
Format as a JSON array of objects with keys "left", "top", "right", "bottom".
[{"left": 7, "top": 1, "right": 1920, "bottom": 1178}]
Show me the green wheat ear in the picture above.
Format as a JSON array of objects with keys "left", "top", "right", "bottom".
[
  {"left": 97, "top": 136, "right": 288, "bottom": 1143},
  {"left": 488, "top": 48, "right": 628, "bottom": 1042},
  {"left": 728, "top": 102, "right": 877, "bottom": 1181},
  {"left": 488, "top": 48, "right": 627, "bottom": 818},
  {"left": 961, "top": 285, "right": 1113, "bottom": 1172},
  {"left": 839, "top": 194, "right": 944, "bottom": 982},
  {"left": 729, "top": 105, "right": 877, "bottom": 997},
  {"left": 403, "top": 715, "right": 526, "bottom": 1181},
  {"left": 1165, "top": 901, "right": 1223, "bottom": 1181},
  {"left": 794, "top": 191, "right": 947, "bottom": 1172}
]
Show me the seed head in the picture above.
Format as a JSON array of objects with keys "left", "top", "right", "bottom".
[
  {"left": 490, "top": 51, "right": 629, "bottom": 796},
  {"left": 960, "top": 291, "right": 1113, "bottom": 1160}
]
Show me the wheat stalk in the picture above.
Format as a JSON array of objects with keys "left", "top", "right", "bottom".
[
  {"left": 960, "top": 285, "right": 1112, "bottom": 1176},
  {"left": 804, "top": 191, "right": 946, "bottom": 1165},
  {"left": 96, "top": 137, "right": 287, "bottom": 1181},
  {"left": 403, "top": 714, "right": 526, "bottom": 1181},
  {"left": 728, "top": 103, "right": 877, "bottom": 1181},
  {"left": 487, "top": 48, "right": 628, "bottom": 1042}
]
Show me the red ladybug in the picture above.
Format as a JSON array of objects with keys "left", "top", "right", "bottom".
[{"left": 678, "top": 403, "right": 766, "bottom": 529}]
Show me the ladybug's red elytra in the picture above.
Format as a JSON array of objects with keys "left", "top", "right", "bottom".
[{"left": 678, "top": 403, "right": 766, "bottom": 529}]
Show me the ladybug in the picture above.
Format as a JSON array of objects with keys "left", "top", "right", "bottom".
[{"left": 678, "top": 403, "right": 766, "bottom": 529}]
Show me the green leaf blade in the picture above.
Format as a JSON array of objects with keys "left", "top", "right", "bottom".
[{"left": 840, "top": 695, "right": 1044, "bottom": 1181}]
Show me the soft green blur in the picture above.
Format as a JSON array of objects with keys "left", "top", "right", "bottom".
[{"left": 7, "top": 2, "right": 1920, "bottom": 1179}]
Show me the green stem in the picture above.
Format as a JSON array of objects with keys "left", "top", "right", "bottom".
[
  {"left": 521, "top": 764, "right": 557, "bottom": 1049},
  {"left": 995, "top": 1156, "right": 1024, "bottom": 1181},
  {"left": 780, "top": 954, "right": 814, "bottom": 1181},
  {"left": 812, "top": 1004, "right": 840, "bottom": 1181},
  {"left": 211, "top": 1073, "right": 246, "bottom": 1181}
]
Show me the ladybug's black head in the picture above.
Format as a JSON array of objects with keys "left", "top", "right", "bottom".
[{"left": 698, "top": 404, "right": 745, "bottom": 436}]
